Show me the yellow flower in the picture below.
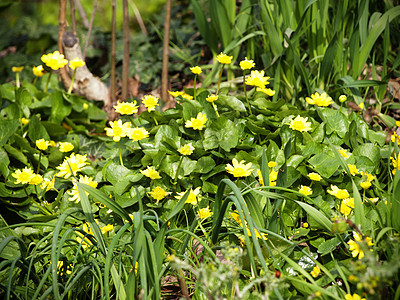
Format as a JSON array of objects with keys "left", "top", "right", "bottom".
[
  {"left": 50, "top": 140, "right": 57, "bottom": 147},
  {"left": 198, "top": 207, "right": 213, "bottom": 219},
  {"left": 169, "top": 91, "right": 184, "bottom": 97},
  {"left": 360, "top": 171, "right": 375, "bottom": 182},
  {"left": 327, "top": 185, "right": 350, "bottom": 200},
  {"left": 206, "top": 94, "right": 219, "bottom": 103},
  {"left": 269, "top": 169, "right": 278, "bottom": 186},
  {"left": 245, "top": 70, "right": 270, "bottom": 89},
  {"left": 345, "top": 293, "right": 366, "bottom": 300},
  {"left": 347, "top": 232, "right": 373, "bottom": 260},
  {"left": 338, "top": 148, "right": 350, "bottom": 159},
  {"left": 299, "top": 185, "right": 312, "bottom": 196},
  {"left": 231, "top": 211, "right": 242, "bottom": 226},
  {"left": 216, "top": 52, "right": 233, "bottom": 64},
  {"left": 256, "top": 87, "right": 275, "bottom": 96},
  {"left": 29, "top": 174, "right": 43, "bottom": 185},
  {"left": 348, "top": 164, "right": 359, "bottom": 176},
  {"left": 59, "top": 142, "right": 74, "bottom": 153},
  {"left": 185, "top": 112, "right": 208, "bottom": 131},
  {"left": 142, "top": 95, "right": 159, "bottom": 112},
  {"left": 33, "top": 65, "right": 45, "bottom": 77},
  {"left": 246, "top": 227, "right": 268, "bottom": 240},
  {"left": 358, "top": 103, "right": 365, "bottom": 110},
  {"left": 226, "top": 158, "right": 252, "bottom": 178},
  {"left": 305, "top": 92, "right": 333, "bottom": 107},
  {"left": 310, "top": 265, "right": 321, "bottom": 278},
  {"left": 114, "top": 101, "right": 139, "bottom": 115},
  {"left": 390, "top": 154, "right": 399, "bottom": 175},
  {"left": 190, "top": 66, "right": 202, "bottom": 74},
  {"left": 12, "top": 66, "right": 24, "bottom": 73},
  {"left": 20, "top": 118, "right": 30, "bottom": 125},
  {"left": 391, "top": 133, "right": 400, "bottom": 145},
  {"left": 67, "top": 175, "right": 98, "bottom": 203},
  {"left": 140, "top": 166, "right": 161, "bottom": 179},
  {"left": 369, "top": 197, "right": 379, "bottom": 203},
  {"left": 396, "top": 121, "right": 400, "bottom": 127},
  {"left": 36, "top": 139, "right": 51, "bottom": 150},
  {"left": 340, "top": 198, "right": 354, "bottom": 217},
  {"left": 360, "top": 181, "right": 371, "bottom": 189},
  {"left": 105, "top": 120, "right": 132, "bottom": 142},
  {"left": 76, "top": 223, "right": 94, "bottom": 249},
  {"left": 56, "top": 153, "right": 89, "bottom": 179},
  {"left": 308, "top": 172, "right": 322, "bottom": 181},
  {"left": 69, "top": 57, "right": 85, "bottom": 70},
  {"left": 178, "top": 143, "right": 195, "bottom": 156},
  {"left": 128, "top": 127, "right": 150, "bottom": 142},
  {"left": 41, "top": 177, "right": 55, "bottom": 191},
  {"left": 41, "top": 51, "right": 68, "bottom": 70},
  {"left": 268, "top": 161, "right": 277, "bottom": 168},
  {"left": 175, "top": 187, "right": 201, "bottom": 205},
  {"left": 288, "top": 115, "right": 312, "bottom": 132},
  {"left": 239, "top": 57, "right": 255, "bottom": 70},
  {"left": 149, "top": 186, "right": 171, "bottom": 202},
  {"left": 339, "top": 95, "right": 347, "bottom": 103},
  {"left": 101, "top": 224, "right": 114, "bottom": 234},
  {"left": 257, "top": 168, "right": 279, "bottom": 186},
  {"left": 303, "top": 222, "right": 309, "bottom": 228},
  {"left": 12, "top": 167, "right": 34, "bottom": 184},
  {"left": 181, "top": 93, "right": 193, "bottom": 100}
]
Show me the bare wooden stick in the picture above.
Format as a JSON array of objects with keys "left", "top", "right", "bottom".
[
  {"left": 74, "top": 0, "right": 89, "bottom": 28},
  {"left": 128, "top": 0, "right": 148, "bottom": 36},
  {"left": 122, "top": 0, "right": 130, "bottom": 101},
  {"left": 58, "top": 0, "right": 71, "bottom": 89},
  {"left": 161, "top": 0, "right": 171, "bottom": 103},
  {"left": 110, "top": 0, "right": 117, "bottom": 104},
  {"left": 83, "top": 0, "right": 98, "bottom": 60},
  {"left": 69, "top": 0, "right": 76, "bottom": 34}
]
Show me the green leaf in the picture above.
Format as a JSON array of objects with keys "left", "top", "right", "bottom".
[
  {"left": 193, "top": 156, "right": 216, "bottom": 174},
  {"left": 50, "top": 91, "right": 72, "bottom": 124},
  {"left": 308, "top": 151, "right": 340, "bottom": 178},
  {"left": 4, "top": 144, "right": 28, "bottom": 165},
  {"left": 322, "top": 108, "right": 349, "bottom": 138},
  {"left": 28, "top": 115, "right": 50, "bottom": 142},
  {"left": 206, "top": 116, "right": 239, "bottom": 152},
  {"left": 103, "top": 162, "right": 134, "bottom": 185},
  {"left": 0, "top": 119, "right": 19, "bottom": 147},
  {"left": 353, "top": 143, "right": 380, "bottom": 166},
  {"left": 294, "top": 200, "right": 332, "bottom": 232},
  {"left": 317, "top": 237, "right": 341, "bottom": 256},
  {"left": 0, "top": 147, "right": 9, "bottom": 178},
  {"left": 15, "top": 87, "right": 32, "bottom": 106},
  {"left": 217, "top": 94, "right": 246, "bottom": 112}
]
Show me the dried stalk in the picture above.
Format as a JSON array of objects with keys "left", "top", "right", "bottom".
[
  {"left": 74, "top": 0, "right": 89, "bottom": 28},
  {"left": 110, "top": 0, "right": 117, "bottom": 104},
  {"left": 58, "top": 0, "right": 71, "bottom": 89},
  {"left": 128, "top": 0, "right": 148, "bottom": 36},
  {"left": 161, "top": 0, "right": 172, "bottom": 103},
  {"left": 122, "top": 0, "right": 130, "bottom": 101},
  {"left": 83, "top": 0, "right": 98, "bottom": 60},
  {"left": 69, "top": 0, "right": 76, "bottom": 34}
]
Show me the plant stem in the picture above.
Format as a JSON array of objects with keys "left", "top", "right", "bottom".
[
  {"left": 212, "top": 102, "right": 220, "bottom": 117},
  {"left": 193, "top": 74, "right": 197, "bottom": 101},
  {"left": 243, "top": 72, "right": 252, "bottom": 115},
  {"left": 216, "top": 66, "right": 224, "bottom": 94},
  {"left": 67, "top": 69, "right": 77, "bottom": 94},
  {"left": 174, "top": 156, "right": 184, "bottom": 185},
  {"left": 37, "top": 151, "right": 42, "bottom": 174},
  {"left": 118, "top": 141, "right": 124, "bottom": 166},
  {"left": 153, "top": 115, "right": 158, "bottom": 125},
  {"left": 44, "top": 72, "right": 52, "bottom": 93},
  {"left": 16, "top": 73, "right": 20, "bottom": 88}
]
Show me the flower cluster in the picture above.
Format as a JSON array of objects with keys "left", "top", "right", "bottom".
[
  {"left": 41, "top": 51, "right": 68, "bottom": 70},
  {"left": 306, "top": 92, "right": 333, "bottom": 107}
]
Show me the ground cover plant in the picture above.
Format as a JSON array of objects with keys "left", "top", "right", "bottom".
[{"left": 1, "top": 1, "right": 400, "bottom": 299}]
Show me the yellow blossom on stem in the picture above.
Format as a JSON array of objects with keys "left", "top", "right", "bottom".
[
  {"left": 305, "top": 92, "right": 333, "bottom": 107},
  {"left": 69, "top": 57, "right": 85, "bottom": 70},
  {"left": 56, "top": 153, "right": 88, "bottom": 179},
  {"left": 41, "top": 177, "right": 55, "bottom": 191},
  {"left": 36, "top": 139, "right": 51, "bottom": 151},
  {"left": 178, "top": 143, "right": 195, "bottom": 156},
  {"left": 175, "top": 187, "right": 201, "bottom": 205},
  {"left": 310, "top": 265, "right": 321, "bottom": 278},
  {"left": 391, "top": 133, "right": 400, "bottom": 145},
  {"left": 245, "top": 70, "right": 270, "bottom": 89},
  {"left": 206, "top": 94, "right": 218, "bottom": 103},
  {"left": 101, "top": 224, "right": 114, "bottom": 234},
  {"left": 114, "top": 101, "right": 139, "bottom": 115},
  {"left": 360, "top": 181, "right": 371, "bottom": 189},
  {"left": 33, "top": 65, "right": 45, "bottom": 77},
  {"left": 20, "top": 118, "right": 30, "bottom": 125},
  {"left": 41, "top": 51, "right": 68, "bottom": 70},
  {"left": 181, "top": 93, "right": 193, "bottom": 100},
  {"left": 68, "top": 175, "right": 98, "bottom": 203},
  {"left": 358, "top": 103, "right": 365, "bottom": 110},
  {"left": 308, "top": 172, "right": 322, "bottom": 181},
  {"left": 348, "top": 164, "right": 359, "bottom": 176},
  {"left": 345, "top": 293, "right": 366, "bottom": 300},
  {"left": 29, "top": 174, "right": 43, "bottom": 185},
  {"left": 338, "top": 148, "right": 350, "bottom": 159},
  {"left": 288, "top": 115, "right": 312, "bottom": 132},
  {"left": 327, "top": 185, "right": 350, "bottom": 200},
  {"left": 239, "top": 57, "right": 255, "bottom": 70},
  {"left": 140, "top": 166, "right": 161, "bottom": 179},
  {"left": 339, "top": 95, "right": 347, "bottom": 103},
  {"left": 76, "top": 223, "right": 94, "bottom": 249},
  {"left": 216, "top": 52, "right": 233, "bottom": 64},
  {"left": 59, "top": 142, "right": 74, "bottom": 153},
  {"left": 168, "top": 91, "right": 184, "bottom": 97},
  {"left": 268, "top": 161, "right": 277, "bottom": 168},
  {"left": 340, "top": 198, "right": 354, "bottom": 217},
  {"left": 391, "top": 153, "right": 399, "bottom": 175},
  {"left": 256, "top": 87, "right": 275, "bottom": 96},
  {"left": 12, "top": 167, "right": 34, "bottom": 184},
  {"left": 190, "top": 66, "right": 202, "bottom": 74},
  {"left": 12, "top": 66, "right": 24, "bottom": 73},
  {"left": 303, "top": 222, "right": 309, "bottom": 228},
  {"left": 347, "top": 232, "right": 373, "bottom": 260},
  {"left": 142, "top": 95, "right": 159, "bottom": 112},
  {"left": 226, "top": 158, "right": 253, "bottom": 178},
  {"left": 105, "top": 119, "right": 132, "bottom": 142},
  {"left": 128, "top": 127, "right": 150, "bottom": 142},
  {"left": 149, "top": 186, "right": 171, "bottom": 203},
  {"left": 185, "top": 112, "right": 208, "bottom": 131},
  {"left": 360, "top": 171, "right": 375, "bottom": 182},
  {"left": 299, "top": 185, "right": 312, "bottom": 196},
  {"left": 198, "top": 206, "right": 213, "bottom": 219}
]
